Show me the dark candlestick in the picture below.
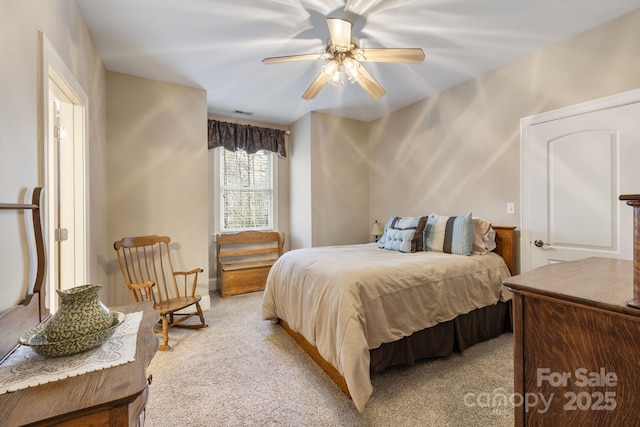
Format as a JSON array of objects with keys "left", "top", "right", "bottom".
[{"left": 619, "top": 194, "right": 640, "bottom": 309}]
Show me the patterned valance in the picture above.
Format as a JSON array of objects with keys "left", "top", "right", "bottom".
[{"left": 207, "top": 119, "right": 286, "bottom": 158}]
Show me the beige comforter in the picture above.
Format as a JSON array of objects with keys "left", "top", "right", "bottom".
[{"left": 261, "top": 243, "right": 511, "bottom": 412}]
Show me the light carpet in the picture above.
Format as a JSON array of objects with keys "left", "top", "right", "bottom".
[{"left": 145, "top": 291, "right": 515, "bottom": 427}]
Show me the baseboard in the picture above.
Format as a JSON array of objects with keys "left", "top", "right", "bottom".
[
  {"left": 199, "top": 293, "right": 211, "bottom": 311},
  {"left": 209, "top": 277, "right": 218, "bottom": 292}
]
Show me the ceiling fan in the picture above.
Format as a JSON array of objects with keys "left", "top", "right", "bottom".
[{"left": 262, "top": 18, "right": 425, "bottom": 100}]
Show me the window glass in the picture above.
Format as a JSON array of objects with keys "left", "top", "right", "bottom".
[{"left": 220, "top": 149, "right": 273, "bottom": 231}]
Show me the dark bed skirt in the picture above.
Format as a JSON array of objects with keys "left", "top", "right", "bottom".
[{"left": 369, "top": 299, "right": 513, "bottom": 373}]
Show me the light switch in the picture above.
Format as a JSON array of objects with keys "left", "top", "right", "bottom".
[{"left": 507, "top": 202, "right": 516, "bottom": 215}]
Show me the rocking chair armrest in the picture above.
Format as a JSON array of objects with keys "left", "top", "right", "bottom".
[
  {"left": 127, "top": 281, "right": 156, "bottom": 290},
  {"left": 173, "top": 268, "right": 203, "bottom": 297},
  {"left": 173, "top": 267, "right": 204, "bottom": 276},
  {"left": 126, "top": 281, "right": 156, "bottom": 303}
]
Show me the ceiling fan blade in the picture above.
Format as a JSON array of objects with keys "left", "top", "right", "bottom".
[
  {"left": 327, "top": 18, "right": 352, "bottom": 48},
  {"left": 355, "top": 66, "right": 386, "bottom": 99},
  {"left": 262, "top": 53, "right": 327, "bottom": 65},
  {"left": 302, "top": 72, "right": 330, "bottom": 100},
  {"left": 360, "top": 48, "right": 425, "bottom": 64}
]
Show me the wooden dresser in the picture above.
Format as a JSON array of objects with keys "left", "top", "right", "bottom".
[
  {"left": 0, "top": 301, "right": 159, "bottom": 426},
  {"left": 504, "top": 257, "right": 640, "bottom": 426}
]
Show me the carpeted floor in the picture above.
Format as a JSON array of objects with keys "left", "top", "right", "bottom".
[{"left": 145, "top": 291, "right": 515, "bottom": 427}]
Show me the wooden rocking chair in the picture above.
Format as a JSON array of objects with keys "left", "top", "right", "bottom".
[{"left": 114, "top": 235, "right": 207, "bottom": 350}]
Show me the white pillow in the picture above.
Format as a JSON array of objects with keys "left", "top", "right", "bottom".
[
  {"left": 484, "top": 227, "right": 497, "bottom": 253},
  {"left": 472, "top": 217, "right": 494, "bottom": 255}
]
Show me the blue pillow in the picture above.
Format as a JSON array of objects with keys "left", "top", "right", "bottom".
[
  {"left": 378, "top": 215, "right": 427, "bottom": 252},
  {"left": 424, "top": 213, "right": 473, "bottom": 256},
  {"left": 383, "top": 228, "right": 416, "bottom": 253}
]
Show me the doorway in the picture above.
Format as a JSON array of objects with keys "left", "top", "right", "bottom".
[
  {"left": 520, "top": 88, "right": 640, "bottom": 272},
  {"left": 40, "top": 33, "right": 89, "bottom": 311}
]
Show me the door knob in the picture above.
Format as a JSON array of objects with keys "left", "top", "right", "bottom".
[{"left": 533, "top": 240, "right": 547, "bottom": 248}]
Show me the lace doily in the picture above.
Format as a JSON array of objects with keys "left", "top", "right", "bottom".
[{"left": 0, "top": 311, "right": 142, "bottom": 395}]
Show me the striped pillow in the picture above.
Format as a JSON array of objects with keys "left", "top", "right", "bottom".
[{"left": 423, "top": 213, "right": 474, "bottom": 256}]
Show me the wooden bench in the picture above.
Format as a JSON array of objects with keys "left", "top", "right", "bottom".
[{"left": 216, "top": 230, "right": 285, "bottom": 297}]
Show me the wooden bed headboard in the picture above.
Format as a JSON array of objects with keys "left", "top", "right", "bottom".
[
  {"left": 492, "top": 225, "right": 516, "bottom": 275},
  {"left": 0, "top": 187, "right": 47, "bottom": 362}
]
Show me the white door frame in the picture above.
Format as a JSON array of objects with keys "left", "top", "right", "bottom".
[
  {"left": 520, "top": 87, "right": 640, "bottom": 273},
  {"left": 39, "top": 32, "right": 89, "bottom": 311}
]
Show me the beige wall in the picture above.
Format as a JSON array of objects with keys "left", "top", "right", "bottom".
[
  {"left": 289, "top": 114, "right": 312, "bottom": 249},
  {"left": 369, "top": 9, "right": 640, "bottom": 242},
  {"left": 0, "top": 0, "right": 107, "bottom": 311},
  {"left": 289, "top": 112, "right": 370, "bottom": 248},
  {"left": 106, "top": 72, "right": 209, "bottom": 307},
  {"left": 311, "top": 113, "right": 370, "bottom": 246}
]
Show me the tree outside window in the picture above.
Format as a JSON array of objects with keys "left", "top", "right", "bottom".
[{"left": 220, "top": 149, "right": 273, "bottom": 231}]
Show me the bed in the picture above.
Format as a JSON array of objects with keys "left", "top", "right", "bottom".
[{"left": 262, "top": 218, "right": 515, "bottom": 412}]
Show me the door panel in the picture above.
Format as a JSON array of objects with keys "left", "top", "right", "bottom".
[
  {"left": 524, "top": 100, "right": 640, "bottom": 270},
  {"left": 549, "top": 130, "right": 615, "bottom": 249},
  {"left": 56, "top": 99, "right": 76, "bottom": 291}
]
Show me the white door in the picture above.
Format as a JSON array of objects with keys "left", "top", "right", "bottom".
[
  {"left": 522, "top": 91, "right": 640, "bottom": 272},
  {"left": 48, "top": 95, "right": 76, "bottom": 293},
  {"left": 41, "top": 32, "right": 89, "bottom": 312}
]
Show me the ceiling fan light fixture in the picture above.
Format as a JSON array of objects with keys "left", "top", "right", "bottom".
[
  {"left": 352, "top": 48, "right": 365, "bottom": 62},
  {"left": 343, "top": 57, "right": 360, "bottom": 83},
  {"left": 322, "top": 59, "right": 343, "bottom": 86},
  {"left": 322, "top": 54, "right": 360, "bottom": 87},
  {"left": 262, "top": 17, "right": 424, "bottom": 100}
]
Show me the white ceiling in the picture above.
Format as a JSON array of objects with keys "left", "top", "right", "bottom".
[{"left": 76, "top": 0, "right": 639, "bottom": 126}]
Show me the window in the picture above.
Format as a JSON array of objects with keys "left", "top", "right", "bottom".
[{"left": 218, "top": 148, "right": 276, "bottom": 232}]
